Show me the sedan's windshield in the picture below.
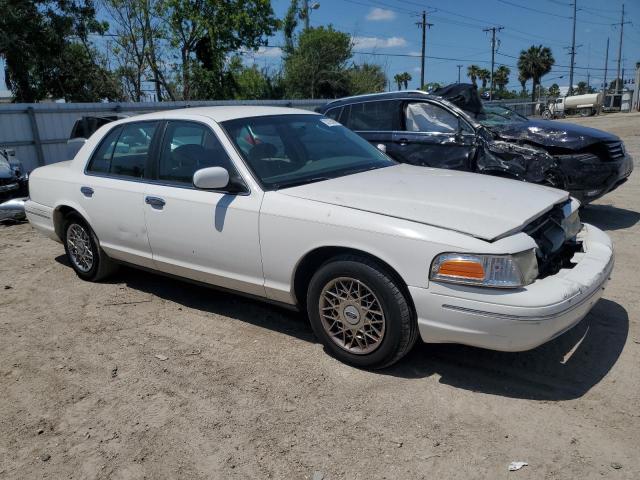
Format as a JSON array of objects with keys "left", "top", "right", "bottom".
[
  {"left": 477, "top": 105, "right": 528, "bottom": 127},
  {"left": 221, "top": 114, "right": 395, "bottom": 190}
]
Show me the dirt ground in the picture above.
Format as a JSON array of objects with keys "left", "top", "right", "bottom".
[{"left": 1, "top": 112, "right": 639, "bottom": 480}]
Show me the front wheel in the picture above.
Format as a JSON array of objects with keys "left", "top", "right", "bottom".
[
  {"left": 63, "top": 213, "right": 117, "bottom": 281},
  {"left": 306, "top": 255, "right": 418, "bottom": 369}
]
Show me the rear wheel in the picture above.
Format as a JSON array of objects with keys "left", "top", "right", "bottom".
[
  {"left": 63, "top": 213, "right": 117, "bottom": 281},
  {"left": 307, "top": 255, "right": 418, "bottom": 369}
]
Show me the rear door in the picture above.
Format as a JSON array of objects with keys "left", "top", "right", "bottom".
[
  {"left": 81, "top": 121, "right": 160, "bottom": 267},
  {"left": 392, "top": 100, "right": 477, "bottom": 170},
  {"left": 341, "top": 100, "right": 402, "bottom": 159}
]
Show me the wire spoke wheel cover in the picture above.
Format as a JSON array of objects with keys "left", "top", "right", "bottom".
[
  {"left": 319, "top": 277, "right": 386, "bottom": 355},
  {"left": 67, "top": 224, "right": 94, "bottom": 273}
]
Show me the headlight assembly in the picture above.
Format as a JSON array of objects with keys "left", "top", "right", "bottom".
[{"left": 430, "top": 250, "right": 538, "bottom": 288}]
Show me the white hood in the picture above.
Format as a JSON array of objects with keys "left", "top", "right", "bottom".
[{"left": 279, "top": 164, "right": 569, "bottom": 241}]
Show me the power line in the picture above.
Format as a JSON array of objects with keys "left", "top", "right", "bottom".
[{"left": 497, "top": 0, "right": 571, "bottom": 19}]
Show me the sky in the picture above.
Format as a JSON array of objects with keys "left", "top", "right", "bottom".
[
  {"left": 2, "top": 0, "right": 639, "bottom": 95},
  {"left": 244, "top": 0, "right": 640, "bottom": 91}
]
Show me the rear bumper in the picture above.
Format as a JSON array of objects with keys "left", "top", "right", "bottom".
[
  {"left": 410, "top": 223, "right": 613, "bottom": 351},
  {"left": 24, "top": 200, "right": 59, "bottom": 242}
]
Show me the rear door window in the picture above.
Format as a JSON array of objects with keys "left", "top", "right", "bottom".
[
  {"left": 344, "top": 100, "right": 399, "bottom": 131},
  {"left": 86, "top": 127, "right": 122, "bottom": 174},
  {"left": 86, "top": 122, "right": 158, "bottom": 178}
]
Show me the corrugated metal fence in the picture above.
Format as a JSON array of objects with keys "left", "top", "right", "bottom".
[
  {"left": 0, "top": 99, "right": 324, "bottom": 172},
  {"left": 0, "top": 98, "right": 537, "bottom": 172}
]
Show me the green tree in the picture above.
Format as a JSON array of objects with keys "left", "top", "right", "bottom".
[
  {"left": 283, "top": 26, "right": 352, "bottom": 98},
  {"left": 467, "top": 65, "right": 481, "bottom": 87},
  {"left": 0, "top": 0, "right": 109, "bottom": 102},
  {"left": 518, "top": 73, "right": 528, "bottom": 97},
  {"left": 517, "top": 45, "right": 555, "bottom": 102},
  {"left": 162, "top": 0, "right": 278, "bottom": 100},
  {"left": 576, "top": 81, "right": 588, "bottom": 95},
  {"left": 421, "top": 82, "right": 442, "bottom": 92},
  {"left": 393, "top": 73, "right": 402, "bottom": 90},
  {"left": 347, "top": 63, "right": 386, "bottom": 95},
  {"left": 477, "top": 68, "right": 490, "bottom": 89},
  {"left": 47, "top": 43, "right": 123, "bottom": 101},
  {"left": 548, "top": 83, "right": 560, "bottom": 97},
  {"left": 494, "top": 66, "right": 510, "bottom": 92},
  {"left": 400, "top": 72, "right": 412, "bottom": 89}
]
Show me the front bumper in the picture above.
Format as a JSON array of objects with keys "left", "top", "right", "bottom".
[
  {"left": 565, "top": 154, "right": 633, "bottom": 203},
  {"left": 0, "top": 182, "right": 19, "bottom": 193},
  {"left": 410, "top": 223, "right": 613, "bottom": 352}
]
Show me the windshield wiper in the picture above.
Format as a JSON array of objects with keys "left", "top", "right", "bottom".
[{"left": 273, "top": 176, "right": 331, "bottom": 190}]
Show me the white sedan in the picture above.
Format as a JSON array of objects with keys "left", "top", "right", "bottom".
[{"left": 25, "top": 107, "right": 614, "bottom": 368}]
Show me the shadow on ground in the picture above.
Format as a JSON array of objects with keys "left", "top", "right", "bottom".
[
  {"left": 581, "top": 203, "right": 640, "bottom": 231},
  {"left": 56, "top": 256, "right": 628, "bottom": 402}
]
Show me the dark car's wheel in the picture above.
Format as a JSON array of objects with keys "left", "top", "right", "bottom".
[
  {"left": 307, "top": 255, "right": 418, "bottom": 369},
  {"left": 63, "top": 213, "right": 117, "bottom": 281}
]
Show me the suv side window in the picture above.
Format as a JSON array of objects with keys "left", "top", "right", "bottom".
[
  {"left": 158, "top": 121, "right": 237, "bottom": 185},
  {"left": 86, "top": 126, "right": 122, "bottom": 174},
  {"left": 344, "top": 100, "right": 399, "bottom": 131},
  {"left": 405, "top": 102, "right": 469, "bottom": 133},
  {"left": 324, "top": 107, "right": 343, "bottom": 122}
]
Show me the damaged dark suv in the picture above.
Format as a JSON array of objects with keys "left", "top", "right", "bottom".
[{"left": 318, "top": 84, "right": 633, "bottom": 203}]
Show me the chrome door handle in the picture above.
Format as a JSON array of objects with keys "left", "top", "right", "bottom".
[
  {"left": 80, "top": 186, "right": 94, "bottom": 197},
  {"left": 397, "top": 138, "right": 409, "bottom": 145},
  {"left": 145, "top": 196, "right": 166, "bottom": 209}
]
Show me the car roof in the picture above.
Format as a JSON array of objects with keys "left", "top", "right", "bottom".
[
  {"left": 115, "top": 106, "right": 318, "bottom": 124},
  {"left": 320, "top": 90, "right": 435, "bottom": 110}
]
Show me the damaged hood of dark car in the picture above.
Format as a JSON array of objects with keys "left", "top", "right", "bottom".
[{"left": 488, "top": 119, "right": 620, "bottom": 150}]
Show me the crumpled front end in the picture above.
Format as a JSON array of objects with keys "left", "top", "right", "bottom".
[
  {"left": 475, "top": 127, "right": 633, "bottom": 203},
  {"left": 476, "top": 138, "right": 561, "bottom": 186}
]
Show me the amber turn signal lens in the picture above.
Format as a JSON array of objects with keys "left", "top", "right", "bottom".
[{"left": 437, "top": 259, "right": 485, "bottom": 279}]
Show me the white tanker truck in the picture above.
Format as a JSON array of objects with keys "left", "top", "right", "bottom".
[{"left": 542, "top": 92, "right": 603, "bottom": 119}]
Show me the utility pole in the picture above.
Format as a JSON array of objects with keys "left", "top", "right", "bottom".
[
  {"left": 615, "top": 4, "right": 627, "bottom": 94},
  {"left": 603, "top": 37, "right": 609, "bottom": 94},
  {"left": 302, "top": 0, "right": 309, "bottom": 29},
  {"left": 457, "top": 64, "right": 463, "bottom": 83},
  {"left": 483, "top": 26, "right": 503, "bottom": 100},
  {"left": 568, "top": 0, "right": 577, "bottom": 96},
  {"left": 416, "top": 11, "right": 433, "bottom": 88}
]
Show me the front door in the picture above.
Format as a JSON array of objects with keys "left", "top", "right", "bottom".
[
  {"left": 392, "top": 101, "right": 477, "bottom": 170},
  {"left": 143, "top": 120, "right": 265, "bottom": 296}
]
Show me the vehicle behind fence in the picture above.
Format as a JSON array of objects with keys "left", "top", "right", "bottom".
[{"left": 0, "top": 98, "right": 537, "bottom": 172}]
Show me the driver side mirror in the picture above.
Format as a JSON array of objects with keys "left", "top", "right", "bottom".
[{"left": 193, "top": 166, "right": 230, "bottom": 190}]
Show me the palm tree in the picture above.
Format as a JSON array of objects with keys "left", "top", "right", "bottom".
[
  {"left": 548, "top": 83, "right": 560, "bottom": 97},
  {"left": 518, "top": 72, "right": 528, "bottom": 97},
  {"left": 393, "top": 73, "right": 402, "bottom": 90},
  {"left": 577, "top": 81, "right": 588, "bottom": 95},
  {"left": 478, "top": 68, "right": 491, "bottom": 89},
  {"left": 401, "top": 72, "right": 412, "bottom": 89},
  {"left": 494, "top": 66, "right": 510, "bottom": 92},
  {"left": 467, "top": 65, "right": 481, "bottom": 87},
  {"left": 517, "top": 45, "right": 555, "bottom": 102}
]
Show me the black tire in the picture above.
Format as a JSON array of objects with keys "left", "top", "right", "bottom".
[
  {"left": 63, "top": 213, "right": 117, "bottom": 281},
  {"left": 306, "top": 255, "right": 418, "bottom": 369}
]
